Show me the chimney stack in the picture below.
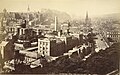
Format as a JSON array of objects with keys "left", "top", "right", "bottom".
[{"left": 54, "top": 16, "right": 57, "bottom": 31}]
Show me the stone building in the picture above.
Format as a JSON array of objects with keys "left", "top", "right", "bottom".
[
  {"left": 38, "top": 38, "right": 65, "bottom": 57},
  {"left": 0, "top": 41, "right": 14, "bottom": 61}
]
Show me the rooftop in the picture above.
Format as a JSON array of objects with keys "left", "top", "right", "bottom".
[{"left": 19, "top": 50, "right": 40, "bottom": 58}]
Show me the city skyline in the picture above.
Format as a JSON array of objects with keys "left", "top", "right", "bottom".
[
  {"left": 0, "top": 0, "right": 119, "bottom": 74},
  {"left": 0, "top": 0, "right": 120, "bottom": 17}
]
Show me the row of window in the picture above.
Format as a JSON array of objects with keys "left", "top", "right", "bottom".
[
  {"left": 39, "top": 42, "right": 48, "bottom": 45},
  {"left": 39, "top": 46, "right": 49, "bottom": 50},
  {"left": 7, "top": 28, "right": 17, "bottom": 32},
  {"left": 107, "top": 32, "right": 120, "bottom": 34},
  {"left": 39, "top": 51, "right": 48, "bottom": 54},
  {"left": 107, "top": 34, "right": 120, "bottom": 37}
]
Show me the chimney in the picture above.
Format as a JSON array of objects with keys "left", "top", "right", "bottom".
[{"left": 54, "top": 16, "right": 57, "bottom": 31}]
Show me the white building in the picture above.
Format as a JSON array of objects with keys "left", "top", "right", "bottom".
[
  {"left": 38, "top": 38, "right": 56, "bottom": 56},
  {"left": 38, "top": 36, "right": 68, "bottom": 57}
]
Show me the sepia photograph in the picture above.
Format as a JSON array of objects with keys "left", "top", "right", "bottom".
[{"left": 0, "top": 0, "right": 120, "bottom": 74}]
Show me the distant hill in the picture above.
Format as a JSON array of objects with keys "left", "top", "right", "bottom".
[
  {"left": 40, "top": 8, "right": 71, "bottom": 25},
  {"left": 104, "top": 13, "right": 120, "bottom": 18},
  {"left": 97, "top": 13, "right": 120, "bottom": 20}
]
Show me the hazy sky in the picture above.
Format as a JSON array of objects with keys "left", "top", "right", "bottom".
[{"left": 0, "top": 0, "right": 120, "bottom": 17}]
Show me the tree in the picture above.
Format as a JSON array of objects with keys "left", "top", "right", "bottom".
[{"left": 84, "top": 43, "right": 120, "bottom": 74}]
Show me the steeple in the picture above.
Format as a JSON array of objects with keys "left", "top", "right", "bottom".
[
  {"left": 27, "top": 5, "right": 30, "bottom": 12},
  {"left": 83, "top": 11, "right": 91, "bottom": 34},
  {"left": 85, "top": 11, "right": 89, "bottom": 23}
]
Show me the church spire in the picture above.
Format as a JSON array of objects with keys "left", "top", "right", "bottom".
[
  {"left": 85, "top": 11, "right": 88, "bottom": 22},
  {"left": 27, "top": 5, "right": 30, "bottom": 12},
  {"left": 85, "top": 11, "right": 89, "bottom": 25}
]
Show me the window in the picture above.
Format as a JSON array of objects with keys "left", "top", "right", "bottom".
[
  {"left": 11, "top": 28, "right": 12, "bottom": 31},
  {"left": 43, "top": 51, "right": 45, "bottom": 55},
  {"left": 43, "top": 47, "right": 45, "bottom": 50},
  {"left": 40, "top": 46, "right": 42, "bottom": 48}
]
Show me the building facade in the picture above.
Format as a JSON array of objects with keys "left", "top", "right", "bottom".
[
  {"left": 0, "top": 41, "right": 14, "bottom": 61},
  {"left": 106, "top": 31, "right": 120, "bottom": 42},
  {"left": 38, "top": 38, "right": 66, "bottom": 57}
]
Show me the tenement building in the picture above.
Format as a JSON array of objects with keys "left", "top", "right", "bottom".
[{"left": 38, "top": 37, "right": 65, "bottom": 56}]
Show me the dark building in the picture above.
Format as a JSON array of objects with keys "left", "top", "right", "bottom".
[{"left": 0, "top": 41, "right": 15, "bottom": 61}]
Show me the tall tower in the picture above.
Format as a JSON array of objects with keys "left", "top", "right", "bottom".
[
  {"left": 27, "top": 5, "right": 30, "bottom": 24},
  {"left": 85, "top": 11, "right": 91, "bottom": 27},
  {"left": 54, "top": 16, "right": 58, "bottom": 31},
  {"left": 85, "top": 11, "right": 89, "bottom": 26},
  {"left": 27, "top": 5, "right": 30, "bottom": 12},
  {"left": 83, "top": 12, "right": 91, "bottom": 34}
]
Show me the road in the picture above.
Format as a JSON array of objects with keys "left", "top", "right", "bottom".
[{"left": 95, "top": 34, "right": 108, "bottom": 52}]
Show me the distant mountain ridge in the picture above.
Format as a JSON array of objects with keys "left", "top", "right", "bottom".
[
  {"left": 96, "top": 13, "right": 120, "bottom": 19},
  {"left": 40, "top": 8, "right": 71, "bottom": 24},
  {"left": 0, "top": 8, "right": 71, "bottom": 24}
]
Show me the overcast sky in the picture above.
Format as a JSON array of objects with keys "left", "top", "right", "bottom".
[{"left": 0, "top": 0, "right": 120, "bottom": 17}]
